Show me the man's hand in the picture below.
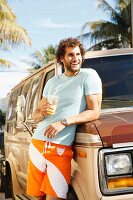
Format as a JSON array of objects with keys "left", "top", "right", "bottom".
[
  {"left": 44, "top": 121, "right": 66, "bottom": 139},
  {"left": 40, "top": 101, "right": 54, "bottom": 116},
  {"left": 33, "top": 97, "right": 55, "bottom": 123}
]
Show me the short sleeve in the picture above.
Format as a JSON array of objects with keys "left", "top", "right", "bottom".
[
  {"left": 84, "top": 69, "right": 102, "bottom": 95},
  {"left": 42, "top": 79, "right": 51, "bottom": 97}
]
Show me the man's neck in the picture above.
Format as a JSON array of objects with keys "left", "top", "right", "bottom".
[{"left": 64, "top": 70, "right": 80, "bottom": 77}]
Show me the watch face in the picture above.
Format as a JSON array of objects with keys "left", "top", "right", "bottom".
[
  {"left": 62, "top": 119, "right": 67, "bottom": 123},
  {"left": 61, "top": 118, "right": 68, "bottom": 126}
]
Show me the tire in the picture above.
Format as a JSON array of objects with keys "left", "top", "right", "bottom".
[
  {"left": 5, "top": 163, "right": 14, "bottom": 199},
  {"left": 67, "top": 185, "right": 78, "bottom": 200},
  {"left": 0, "top": 159, "right": 5, "bottom": 192}
]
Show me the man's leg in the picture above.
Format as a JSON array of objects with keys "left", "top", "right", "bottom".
[
  {"left": 27, "top": 140, "right": 47, "bottom": 197},
  {"left": 35, "top": 196, "right": 46, "bottom": 200},
  {"left": 43, "top": 144, "right": 72, "bottom": 200}
]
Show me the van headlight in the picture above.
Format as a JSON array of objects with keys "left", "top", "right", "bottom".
[
  {"left": 105, "top": 153, "right": 132, "bottom": 175},
  {"left": 98, "top": 147, "right": 133, "bottom": 196}
]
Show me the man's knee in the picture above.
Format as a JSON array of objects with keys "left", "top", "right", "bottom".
[{"left": 34, "top": 195, "right": 46, "bottom": 200}]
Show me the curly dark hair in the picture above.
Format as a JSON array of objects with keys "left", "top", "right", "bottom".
[{"left": 56, "top": 37, "right": 86, "bottom": 67}]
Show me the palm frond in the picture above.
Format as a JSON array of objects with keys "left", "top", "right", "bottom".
[
  {"left": 82, "top": 20, "right": 106, "bottom": 35},
  {"left": 31, "top": 62, "right": 41, "bottom": 69},
  {"left": 115, "top": 0, "right": 130, "bottom": 11},
  {"left": 82, "top": 20, "right": 130, "bottom": 46},
  {"left": 24, "top": 45, "right": 56, "bottom": 70},
  {"left": 97, "top": 0, "right": 120, "bottom": 22},
  {"left": 81, "top": 0, "right": 131, "bottom": 49},
  {"left": 88, "top": 38, "right": 123, "bottom": 51},
  {"left": 0, "top": 19, "right": 31, "bottom": 46},
  {"left": 119, "top": 1, "right": 131, "bottom": 27},
  {"left": 0, "top": 58, "right": 13, "bottom": 68},
  {"left": 97, "top": 0, "right": 116, "bottom": 13},
  {"left": 32, "top": 50, "right": 46, "bottom": 64},
  {"left": 41, "top": 45, "right": 56, "bottom": 63},
  {"left": 83, "top": 20, "right": 127, "bottom": 37},
  {"left": 0, "top": 0, "right": 16, "bottom": 22}
]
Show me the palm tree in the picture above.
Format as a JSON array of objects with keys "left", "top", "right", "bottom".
[
  {"left": 0, "top": 59, "right": 13, "bottom": 68},
  {"left": 81, "top": 0, "right": 131, "bottom": 50},
  {"left": 0, "top": 0, "right": 31, "bottom": 66},
  {"left": 27, "top": 45, "right": 56, "bottom": 70},
  {"left": 43, "top": 45, "right": 56, "bottom": 64},
  {"left": 30, "top": 50, "right": 46, "bottom": 69}
]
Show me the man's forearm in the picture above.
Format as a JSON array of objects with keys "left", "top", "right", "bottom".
[
  {"left": 33, "top": 109, "right": 45, "bottom": 123},
  {"left": 44, "top": 109, "right": 100, "bottom": 138},
  {"left": 66, "top": 109, "right": 100, "bottom": 126}
]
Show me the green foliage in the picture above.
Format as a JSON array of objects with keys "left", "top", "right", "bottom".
[
  {"left": 27, "top": 45, "right": 56, "bottom": 70},
  {"left": 0, "top": 0, "right": 31, "bottom": 49},
  {"left": 0, "top": 0, "right": 31, "bottom": 67},
  {"left": 81, "top": 0, "right": 131, "bottom": 50},
  {"left": 0, "top": 59, "right": 13, "bottom": 68},
  {"left": 43, "top": 45, "right": 56, "bottom": 64}
]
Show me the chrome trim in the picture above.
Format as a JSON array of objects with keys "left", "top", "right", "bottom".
[
  {"left": 101, "top": 106, "right": 133, "bottom": 115},
  {"left": 75, "top": 132, "right": 102, "bottom": 146},
  {"left": 99, "top": 147, "right": 133, "bottom": 196},
  {"left": 22, "top": 122, "right": 33, "bottom": 136},
  {"left": 85, "top": 48, "right": 133, "bottom": 59},
  {"left": 113, "top": 142, "right": 133, "bottom": 148}
]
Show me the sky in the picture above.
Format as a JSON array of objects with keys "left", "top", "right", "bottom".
[{"left": 0, "top": 0, "right": 111, "bottom": 98}]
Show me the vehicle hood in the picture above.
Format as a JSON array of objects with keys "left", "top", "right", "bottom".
[{"left": 93, "top": 108, "right": 133, "bottom": 147}]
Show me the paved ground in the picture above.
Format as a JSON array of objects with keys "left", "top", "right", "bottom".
[
  {"left": 0, "top": 193, "right": 5, "bottom": 200},
  {"left": 0, "top": 193, "right": 12, "bottom": 200}
]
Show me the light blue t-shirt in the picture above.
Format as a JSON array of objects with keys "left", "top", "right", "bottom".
[{"left": 32, "top": 68, "right": 102, "bottom": 146}]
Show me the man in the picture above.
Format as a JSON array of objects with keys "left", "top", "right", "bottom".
[{"left": 27, "top": 37, "right": 102, "bottom": 200}]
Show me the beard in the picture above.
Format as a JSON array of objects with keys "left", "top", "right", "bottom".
[{"left": 65, "top": 62, "right": 81, "bottom": 73}]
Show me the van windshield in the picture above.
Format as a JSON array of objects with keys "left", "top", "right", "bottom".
[{"left": 82, "top": 54, "right": 133, "bottom": 101}]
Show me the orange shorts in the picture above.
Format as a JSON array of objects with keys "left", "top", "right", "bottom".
[{"left": 27, "top": 139, "right": 73, "bottom": 199}]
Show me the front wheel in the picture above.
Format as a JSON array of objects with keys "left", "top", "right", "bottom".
[
  {"left": 5, "top": 162, "right": 14, "bottom": 199},
  {"left": 0, "top": 159, "right": 5, "bottom": 192}
]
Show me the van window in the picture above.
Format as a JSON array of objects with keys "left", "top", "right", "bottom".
[
  {"left": 41, "top": 69, "right": 55, "bottom": 97},
  {"left": 20, "top": 81, "right": 32, "bottom": 120},
  {"left": 27, "top": 76, "right": 42, "bottom": 119},
  {"left": 43, "top": 69, "right": 55, "bottom": 86},
  {"left": 21, "top": 81, "right": 31, "bottom": 100},
  {"left": 7, "top": 86, "right": 21, "bottom": 121},
  {"left": 82, "top": 54, "right": 133, "bottom": 99}
]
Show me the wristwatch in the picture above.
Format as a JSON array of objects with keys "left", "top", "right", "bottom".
[{"left": 60, "top": 118, "right": 68, "bottom": 126}]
